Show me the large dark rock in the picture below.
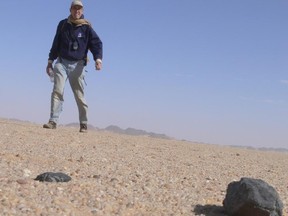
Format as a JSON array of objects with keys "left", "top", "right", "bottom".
[
  {"left": 223, "top": 177, "right": 283, "bottom": 216},
  {"left": 35, "top": 172, "right": 71, "bottom": 182}
]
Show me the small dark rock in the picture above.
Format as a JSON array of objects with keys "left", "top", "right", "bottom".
[
  {"left": 35, "top": 172, "right": 71, "bottom": 182},
  {"left": 223, "top": 177, "right": 283, "bottom": 216},
  {"left": 93, "top": 175, "right": 101, "bottom": 179}
]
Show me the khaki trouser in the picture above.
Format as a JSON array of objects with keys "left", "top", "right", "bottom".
[{"left": 49, "top": 57, "right": 88, "bottom": 124}]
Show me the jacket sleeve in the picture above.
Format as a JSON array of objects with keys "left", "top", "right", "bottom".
[
  {"left": 88, "top": 27, "right": 103, "bottom": 61},
  {"left": 48, "top": 19, "right": 66, "bottom": 61}
]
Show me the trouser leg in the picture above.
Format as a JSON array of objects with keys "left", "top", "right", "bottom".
[
  {"left": 68, "top": 61, "right": 88, "bottom": 124},
  {"left": 49, "top": 60, "right": 67, "bottom": 123}
]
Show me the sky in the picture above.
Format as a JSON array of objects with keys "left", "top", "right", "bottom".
[{"left": 0, "top": 0, "right": 288, "bottom": 148}]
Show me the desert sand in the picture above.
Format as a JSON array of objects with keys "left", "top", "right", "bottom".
[{"left": 0, "top": 118, "right": 287, "bottom": 216}]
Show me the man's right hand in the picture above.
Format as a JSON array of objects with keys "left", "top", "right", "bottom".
[{"left": 46, "top": 63, "right": 53, "bottom": 76}]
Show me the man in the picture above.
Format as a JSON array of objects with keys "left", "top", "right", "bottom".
[{"left": 43, "top": 0, "right": 103, "bottom": 133}]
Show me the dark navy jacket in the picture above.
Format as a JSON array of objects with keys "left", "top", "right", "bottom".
[{"left": 48, "top": 17, "right": 103, "bottom": 62}]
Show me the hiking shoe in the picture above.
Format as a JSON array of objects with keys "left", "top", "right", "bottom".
[
  {"left": 43, "top": 121, "right": 57, "bottom": 129},
  {"left": 79, "top": 124, "right": 87, "bottom": 133}
]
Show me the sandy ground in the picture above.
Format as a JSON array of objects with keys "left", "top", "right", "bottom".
[{"left": 0, "top": 118, "right": 287, "bottom": 216}]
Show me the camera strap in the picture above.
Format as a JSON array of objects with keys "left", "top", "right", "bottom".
[{"left": 68, "top": 25, "right": 77, "bottom": 42}]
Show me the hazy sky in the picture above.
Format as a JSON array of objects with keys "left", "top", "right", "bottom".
[{"left": 0, "top": 0, "right": 288, "bottom": 148}]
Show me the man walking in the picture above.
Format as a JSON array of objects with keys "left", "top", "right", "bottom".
[{"left": 43, "top": 0, "right": 103, "bottom": 133}]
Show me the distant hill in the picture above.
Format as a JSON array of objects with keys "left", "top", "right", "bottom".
[
  {"left": 63, "top": 123, "right": 171, "bottom": 139},
  {"left": 103, "top": 125, "right": 172, "bottom": 139},
  {"left": 230, "top": 145, "right": 288, "bottom": 153},
  {"left": 1, "top": 118, "right": 287, "bottom": 152}
]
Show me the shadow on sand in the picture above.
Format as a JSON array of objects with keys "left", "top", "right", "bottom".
[{"left": 193, "top": 205, "right": 228, "bottom": 216}]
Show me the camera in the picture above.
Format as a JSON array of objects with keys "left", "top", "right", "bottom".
[{"left": 72, "top": 41, "right": 78, "bottom": 50}]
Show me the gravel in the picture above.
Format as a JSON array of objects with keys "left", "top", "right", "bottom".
[{"left": 0, "top": 118, "right": 287, "bottom": 216}]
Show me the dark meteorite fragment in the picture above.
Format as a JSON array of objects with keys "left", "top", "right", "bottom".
[{"left": 35, "top": 172, "right": 71, "bottom": 182}]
